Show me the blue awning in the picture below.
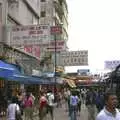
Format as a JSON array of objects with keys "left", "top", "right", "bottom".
[
  {"left": 7, "top": 74, "right": 52, "bottom": 85},
  {"left": 0, "top": 60, "right": 57, "bottom": 85}
]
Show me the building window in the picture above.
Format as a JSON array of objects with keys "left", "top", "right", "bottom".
[
  {"left": 41, "top": 11, "right": 46, "bottom": 17},
  {"left": 41, "top": 0, "right": 46, "bottom": 2}
]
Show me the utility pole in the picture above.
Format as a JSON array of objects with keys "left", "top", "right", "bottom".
[{"left": 50, "top": 25, "right": 62, "bottom": 95}]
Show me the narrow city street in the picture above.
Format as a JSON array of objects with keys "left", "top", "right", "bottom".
[
  {"left": 32, "top": 104, "right": 91, "bottom": 120},
  {"left": 31, "top": 104, "right": 89, "bottom": 120},
  {"left": 1, "top": 104, "right": 91, "bottom": 120}
]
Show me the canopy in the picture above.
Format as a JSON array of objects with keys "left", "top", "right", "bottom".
[
  {"left": 0, "top": 60, "right": 57, "bottom": 85},
  {"left": 0, "top": 60, "right": 21, "bottom": 78}
]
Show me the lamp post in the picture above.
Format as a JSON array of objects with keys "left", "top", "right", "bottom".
[{"left": 50, "top": 26, "right": 62, "bottom": 94}]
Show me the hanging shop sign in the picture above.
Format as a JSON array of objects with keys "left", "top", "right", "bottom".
[{"left": 59, "top": 50, "right": 88, "bottom": 66}]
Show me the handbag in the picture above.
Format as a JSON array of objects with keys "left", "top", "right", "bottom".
[{"left": 15, "top": 104, "right": 22, "bottom": 120}]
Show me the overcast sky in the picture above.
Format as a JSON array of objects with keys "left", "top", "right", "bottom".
[{"left": 65, "top": 0, "right": 120, "bottom": 73}]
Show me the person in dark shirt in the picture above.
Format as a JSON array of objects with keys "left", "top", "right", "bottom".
[{"left": 86, "top": 88, "right": 96, "bottom": 120}]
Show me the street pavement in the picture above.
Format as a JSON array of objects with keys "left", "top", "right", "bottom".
[{"left": 1, "top": 104, "right": 98, "bottom": 120}]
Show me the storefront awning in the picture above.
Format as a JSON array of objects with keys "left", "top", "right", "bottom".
[
  {"left": 0, "top": 60, "right": 21, "bottom": 78},
  {"left": 0, "top": 60, "right": 59, "bottom": 85},
  {"left": 64, "top": 78, "right": 76, "bottom": 88}
]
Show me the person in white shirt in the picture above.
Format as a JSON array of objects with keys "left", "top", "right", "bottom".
[
  {"left": 7, "top": 97, "right": 21, "bottom": 120},
  {"left": 47, "top": 90, "right": 55, "bottom": 120},
  {"left": 96, "top": 90, "right": 120, "bottom": 120}
]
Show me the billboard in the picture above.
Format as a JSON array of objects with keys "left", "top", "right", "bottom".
[
  {"left": 59, "top": 50, "right": 88, "bottom": 66},
  {"left": 11, "top": 25, "right": 50, "bottom": 45},
  {"left": 104, "top": 60, "right": 120, "bottom": 69}
]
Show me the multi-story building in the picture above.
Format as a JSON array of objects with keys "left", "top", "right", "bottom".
[
  {"left": 0, "top": 0, "right": 68, "bottom": 73},
  {"left": 39, "top": 0, "right": 68, "bottom": 72},
  {"left": 0, "top": 0, "right": 41, "bottom": 74},
  {"left": 39, "top": 0, "right": 68, "bottom": 41}
]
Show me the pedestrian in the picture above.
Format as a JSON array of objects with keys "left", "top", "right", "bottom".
[
  {"left": 69, "top": 90, "right": 79, "bottom": 120},
  {"left": 96, "top": 90, "right": 120, "bottom": 120},
  {"left": 95, "top": 90, "right": 104, "bottom": 112},
  {"left": 85, "top": 88, "right": 96, "bottom": 120},
  {"left": 77, "top": 91, "right": 82, "bottom": 115},
  {"left": 7, "top": 96, "right": 22, "bottom": 120},
  {"left": 23, "top": 93, "right": 34, "bottom": 120},
  {"left": 39, "top": 92, "right": 47, "bottom": 120},
  {"left": 46, "top": 90, "right": 55, "bottom": 120}
]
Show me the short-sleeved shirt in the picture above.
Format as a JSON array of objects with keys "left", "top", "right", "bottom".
[
  {"left": 96, "top": 107, "right": 120, "bottom": 120},
  {"left": 7, "top": 103, "right": 20, "bottom": 120},
  {"left": 47, "top": 93, "right": 54, "bottom": 106},
  {"left": 70, "top": 95, "right": 78, "bottom": 106}
]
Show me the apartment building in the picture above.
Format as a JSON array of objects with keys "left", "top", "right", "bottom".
[
  {"left": 0, "top": 0, "right": 41, "bottom": 74},
  {"left": 39, "top": 0, "right": 68, "bottom": 72},
  {"left": 0, "top": 0, "right": 68, "bottom": 73},
  {"left": 39, "top": 0, "right": 68, "bottom": 41}
]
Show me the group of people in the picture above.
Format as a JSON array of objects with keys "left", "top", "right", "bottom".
[
  {"left": 64, "top": 88, "right": 120, "bottom": 120},
  {"left": 3, "top": 87, "right": 120, "bottom": 120},
  {"left": 7, "top": 92, "right": 35, "bottom": 120},
  {"left": 6, "top": 89, "right": 58, "bottom": 120}
]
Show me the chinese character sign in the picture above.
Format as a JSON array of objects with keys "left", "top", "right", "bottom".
[
  {"left": 11, "top": 25, "right": 50, "bottom": 45},
  {"left": 59, "top": 50, "right": 88, "bottom": 66}
]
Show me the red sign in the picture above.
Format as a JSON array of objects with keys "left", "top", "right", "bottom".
[
  {"left": 50, "top": 26, "right": 62, "bottom": 34},
  {"left": 24, "top": 45, "right": 40, "bottom": 58}
]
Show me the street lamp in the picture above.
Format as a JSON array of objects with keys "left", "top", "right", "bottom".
[{"left": 50, "top": 25, "right": 62, "bottom": 94}]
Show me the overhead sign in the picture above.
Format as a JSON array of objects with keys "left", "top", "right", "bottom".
[
  {"left": 104, "top": 60, "right": 120, "bottom": 69},
  {"left": 11, "top": 25, "right": 50, "bottom": 45},
  {"left": 59, "top": 50, "right": 88, "bottom": 66}
]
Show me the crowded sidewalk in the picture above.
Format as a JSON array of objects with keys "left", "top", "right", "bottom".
[{"left": 1, "top": 104, "right": 96, "bottom": 120}]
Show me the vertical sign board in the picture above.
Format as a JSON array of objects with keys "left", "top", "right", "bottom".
[
  {"left": 104, "top": 60, "right": 120, "bottom": 69},
  {"left": 59, "top": 50, "right": 88, "bottom": 66}
]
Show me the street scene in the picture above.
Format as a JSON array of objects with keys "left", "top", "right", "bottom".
[{"left": 0, "top": 0, "right": 120, "bottom": 120}]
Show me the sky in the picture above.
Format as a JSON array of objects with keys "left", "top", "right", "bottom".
[{"left": 65, "top": 0, "right": 120, "bottom": 73}]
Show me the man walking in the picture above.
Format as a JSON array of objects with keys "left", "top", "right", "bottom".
[
  {"left": 69, "top": 91, "right": 79, "bottom": 120},
  {"left": 96, "top": 90, "right": 120, "bottom": 120},
  {"left": 86, "top": 88, "right": 96, "bottom": 120}
]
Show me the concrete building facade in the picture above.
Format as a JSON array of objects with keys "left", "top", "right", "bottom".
[
  {"left": 0, "top": 0, "right": 68, "bottom": 73},
  {"left": 39, "top": 0, "right": 68, "bottom": 40}
]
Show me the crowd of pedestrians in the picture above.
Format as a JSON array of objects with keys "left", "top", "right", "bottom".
[
  {"left": 5, "top": 89, "right": 63, "bottom": 120},
  {"left": 1, "top": 87, "right": 120, "bottom": 120}
]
